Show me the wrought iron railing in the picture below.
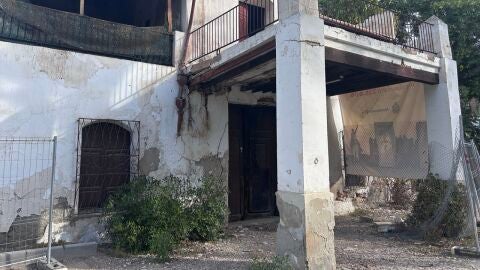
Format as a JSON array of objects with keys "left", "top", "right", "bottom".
[
  {"left": 189, "top": 0, "right": 436, "bottom": 63},
  {"left": 189, "top": 0, "right": 278, "bottom": 62},
  {"left": 318, "top": 0, "right": 436, "bottom": 53},
  {"left": 0, "top": 0, "right": 174, "bottom": 66}
]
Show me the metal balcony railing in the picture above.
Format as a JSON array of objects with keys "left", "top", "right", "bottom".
[
  {"left": 189, "top": 0, "right": 278, "bottom": 62},
  {"left": 0, "top": 0, "right": 174, "bottom": 66},
  {"left": 189, "top": 1, "right": 436, "bottom": 63},
  {"left": 318, "top": 0, "right": 436, "bottom": 53}
]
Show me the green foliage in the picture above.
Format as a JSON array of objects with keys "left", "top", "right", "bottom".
[
  {"left": 391, "top": 179, "right": 413, "bottom": 209},
  {"left": 250, "top": 256, "right": 292, "bottom": 270},
  {"left": 187, "top": 176, "right": 229, "bottom": 241},
  {"left": 381, "top": 0, "right": 480, "bottom": 145},
  {"left": 407, "top": 174, "right": 467, "bottom": 239},
  {"left": 318, "top": 0, "right": 382, "bottom": 24},
  {"left": 103, "top": 175, "right": 228, "bottom": 261}
]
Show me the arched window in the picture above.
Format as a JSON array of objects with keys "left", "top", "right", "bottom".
[{"left": 78, "top": 122, "right": 131, "bottom": 211}]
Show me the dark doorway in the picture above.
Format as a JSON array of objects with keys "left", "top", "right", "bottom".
[
  {"left": 228, "top": 105, "right": 277, "bottom": 221},
  {"left": 26, "top": 0, "right": 80, "bottom": 13},
  {"left": 84, "top": 0, "right": 166, "bottom": 27},
  {"left": 78, "top": 122, "right": 131, "bottom": 211}
]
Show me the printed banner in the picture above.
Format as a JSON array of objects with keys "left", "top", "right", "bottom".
[{"left": 340, "top": 82, "right": 429, "bottom": 179}]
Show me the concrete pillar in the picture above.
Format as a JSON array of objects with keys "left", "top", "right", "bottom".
[
  {"left": 79, "top": 0, "right": 84, "bottom": 15},
  {"left": 423, "top": 16, "right": 462, "bottom": 180},
  {"left": 275, "top": 0, "right": 335, "bottom": 269},
  {"left": 328, "top": 96, "right": 345, "bottom": 195}
]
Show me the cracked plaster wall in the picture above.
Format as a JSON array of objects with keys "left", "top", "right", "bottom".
[{"left": 0, "top": 41, "right": 237, "bottom": 241}]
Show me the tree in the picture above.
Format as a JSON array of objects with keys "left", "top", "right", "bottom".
[
  {"left": 318, "top": 0, "right": 480, "bottom": 145},
  {"left": 383, "top": 0, "right": 480, "bottom": 145}
]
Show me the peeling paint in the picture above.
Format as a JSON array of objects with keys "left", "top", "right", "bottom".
[{"left": 139, "top": 147, "right": 161, "bottom": 175}]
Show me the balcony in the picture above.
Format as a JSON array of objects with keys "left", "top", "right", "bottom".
[
  {"left": 188, "top": 0, "right": 436, "bottom": 63},
  {"left": 0, "top": 0, "right": 174, "bottom": 66},
  {"left": 318, "top": 0, "right": 435, "bottom": 53}
]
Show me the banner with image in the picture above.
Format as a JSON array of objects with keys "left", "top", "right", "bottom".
[{"left": 339, "top": 82, "right": 429, "bottom": 179}]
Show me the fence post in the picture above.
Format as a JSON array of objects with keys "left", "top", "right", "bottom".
[{"left": 47, "top": 136, "right": 57, "bottom": 264}]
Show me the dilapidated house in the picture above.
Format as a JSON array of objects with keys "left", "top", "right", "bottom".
[{"left": 0, "top": 0, "right": 461, "bottom": 268}]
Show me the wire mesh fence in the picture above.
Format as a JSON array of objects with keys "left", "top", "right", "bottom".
[
  {"left": 343, "top": 121, "right": 429, "bottom": 179},
  {"left": 460, "top": 140, "right": 480, "bottom": 250},
  {"left": 0, "top": 137, "right": 56, "bottom": 268},
  {"left": 343, "top": 116, "right": 480, "bottom": 252}
]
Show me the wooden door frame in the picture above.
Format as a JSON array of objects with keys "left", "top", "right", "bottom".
[{"left": 228, "top": 104, "right": 277, "bottom": 221}]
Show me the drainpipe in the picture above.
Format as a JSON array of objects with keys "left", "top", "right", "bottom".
[{"left": 176, "top": 0, "right": 196, "bottom": 136}]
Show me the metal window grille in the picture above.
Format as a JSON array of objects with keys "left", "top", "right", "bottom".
[
  {"left": 0, "top": 137, "right": 57, "bottom": 268},
  {"left": 74, "top": 118, "right": 140, "bottom": 213}
]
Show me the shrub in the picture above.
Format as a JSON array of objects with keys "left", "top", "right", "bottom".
[
  {"left": 391, "top": 179, "right": 413, "bottom": 209},
  {"left": 406, "top": 174, "right": 467, "bottom": 239},
  {"left": 250, "top": 256, "right": 292, "bottom": 270},
  {"left": 103, "top": 175, "right": 228, "bottom": 261},
  {"left": 186, "top": 176, "right": 228, "bottom": 241}
]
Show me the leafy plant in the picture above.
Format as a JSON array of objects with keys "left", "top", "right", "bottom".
[
  {"left": 407, "top": 174, "right": 467, "bottom": 239},
  {"left": 391, "top": 179, "right": 413, "bottom": 209},
  {"left": 318, "top": 0, "right": 383, "bottom": 24},
  {"left": 102, "top": 175, "right": 228, "bottom": 261},
  {"left": 186, "top": 176, "right": 228, "bottom": 241}
]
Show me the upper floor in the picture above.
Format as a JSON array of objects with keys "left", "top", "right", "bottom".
[{"left": 0, "top": 0, "right": 446, "bottom": 75}]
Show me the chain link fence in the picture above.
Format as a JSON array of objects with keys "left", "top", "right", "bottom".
[
  {"left": 0, "top": 137, "right": 56, "bottom": 268},
  {"left": 342, "top": 116, "right": 480, "bottom": 252},
  {"left": 344, "top": 121, "right": 429, "bottom": 179}
]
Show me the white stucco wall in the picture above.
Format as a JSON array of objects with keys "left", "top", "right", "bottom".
[
  {"left": 0, "top": 41, "right": 231, "bottom": 233},
  {"left": 327, "top": 96, "right": 345, "bottom": 195}
]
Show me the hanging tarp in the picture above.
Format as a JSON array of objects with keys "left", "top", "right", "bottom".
[
  {"left": 0, "top": 0, "right": 173, "bottom": 65},
  {"left": 340, "top": 82, "right": 429, "bottom": 179}
]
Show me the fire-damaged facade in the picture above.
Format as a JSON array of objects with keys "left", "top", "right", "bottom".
[{"left": 0, "top": 0, "right": 461, "bottom": 269}]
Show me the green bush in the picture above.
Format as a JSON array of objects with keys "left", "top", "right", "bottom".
[
  {"left": 391, "top": 179, "right": 413, "bottom": 209},
  {"left": 250, "top": 256, "right": 292, "bottom": 270},
  {"left": 407, "top": 174, "right": 467, "bottom": 239},
  {"left": 187, "top": 176, "right": 228, "bottom": 241},
  {"left": 102, "top": 175, "right": 228, "bottom": 261}
]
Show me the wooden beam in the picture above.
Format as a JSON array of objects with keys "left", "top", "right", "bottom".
[
  {"left": 326, "top": 75, "right": 407, "bottom": 96},
  {"left": 325, "top": 47, "right": 439, "bottom": 85},
  {"left": 189, "top": 39, "right": 276, "bottom": 86},
  {"left": 167, "top": 0, "right": 173, "bottom": 32}
]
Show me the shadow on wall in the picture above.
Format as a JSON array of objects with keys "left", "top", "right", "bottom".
[{"left": 110, "top": 61, "right": 176, "bottom": 109}]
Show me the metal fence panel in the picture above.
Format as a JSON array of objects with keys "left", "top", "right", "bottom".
[{"left": 0, "top": 137, "right": 56, "bottom": 268}]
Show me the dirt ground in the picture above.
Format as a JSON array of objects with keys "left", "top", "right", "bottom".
[{"left": 53, "top": 212, "right": 480, "bottom": 270}]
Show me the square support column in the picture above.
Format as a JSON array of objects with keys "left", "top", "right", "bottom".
[
  {"left": 275, "top": 1, "right": 335, "bottom": 268},
  {"left": 423, "top": 16, "right": 462, "bottom": 180}
]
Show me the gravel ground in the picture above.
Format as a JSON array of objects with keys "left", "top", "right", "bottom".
[{"left": 16, "top": 214, "right": 480, "bottom": 270}]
